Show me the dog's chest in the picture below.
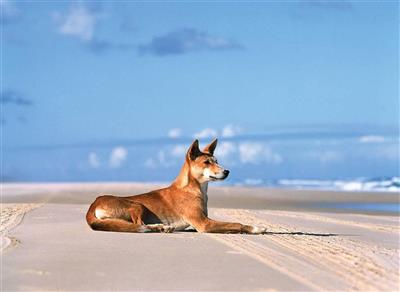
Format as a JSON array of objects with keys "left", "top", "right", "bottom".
[{"left": 172, "top": 220, "right": 190, "bottom": 230}]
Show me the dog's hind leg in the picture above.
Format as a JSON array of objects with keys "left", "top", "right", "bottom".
[
  {"left": 128, "top": 204, "right": 147, "bottom": 225},
  {"left": 128, "top": 204, "right": 175, "bottom": 233},
  {"left": 89, "top": 218, "right": 146, "bottom": 233}
]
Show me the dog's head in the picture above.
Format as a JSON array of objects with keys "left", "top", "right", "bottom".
[{"left": 186, "top": 139, "right": 230, "bottom": 184}]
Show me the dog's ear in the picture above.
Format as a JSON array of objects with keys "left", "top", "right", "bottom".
[
  {"left": 187, "top": 139, "right": 202, "bottom": 161},
  {"left": 203, "top": 138, "right": 218, "bottom": 155}
]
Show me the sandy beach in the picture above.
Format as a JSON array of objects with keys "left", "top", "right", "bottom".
[{"left": 1, "top": 183, "right": 399, "bottom": 291}]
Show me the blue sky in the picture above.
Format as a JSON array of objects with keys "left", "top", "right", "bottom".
[{"left": 1, "top": 1, "right": 399, "bottom": 184}]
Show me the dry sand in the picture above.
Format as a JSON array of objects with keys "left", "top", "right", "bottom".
[
  {"left": 1, "top": 183, "right": 399, "bottom": 291},
  {"left": 1, "top": 204, "right": 41, "bottom": 252}
]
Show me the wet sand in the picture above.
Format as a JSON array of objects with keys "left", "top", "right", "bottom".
[{"left": 1, "top": 183, "right": 399, "bottom": 291}]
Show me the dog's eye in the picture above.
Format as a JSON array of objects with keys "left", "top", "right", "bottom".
[{"left": 204, "top": 161, "right": 211, "bottom": 165}]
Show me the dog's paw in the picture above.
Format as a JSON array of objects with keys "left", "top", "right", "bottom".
[
  {"left": 250, "top": 226, "right": 266, "bottom": 234},
  {"left": 145, "top": 224, "right": 165, "bottom": 232},
  {"left": 162, "top": 225, "right": 175, "bottom": 233}
]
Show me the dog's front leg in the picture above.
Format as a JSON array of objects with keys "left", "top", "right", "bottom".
[
  {"left": 200, "top": 218, "right": 265, "bottom": 234},
  {"left": 144, "top": 224, "right": 175, "bottom": 233},
  {"left": 185, "top": 213, "right": 265, "bottom": 234}
]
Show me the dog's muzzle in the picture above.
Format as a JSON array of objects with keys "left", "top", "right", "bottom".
[
  {"left": 210, "top": 169, "right": 230, "bottom": 180},
  {"left": 222, "top": 169, "right": 230, "bottom": 178}
]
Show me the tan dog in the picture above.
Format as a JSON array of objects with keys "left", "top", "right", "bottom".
[{"left": 86, "top": 139, "right": 266, "bottom": 234}]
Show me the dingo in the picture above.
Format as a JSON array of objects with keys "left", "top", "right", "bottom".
[{"left": 86, "top": 139, "right": 266, "bottom": 234}]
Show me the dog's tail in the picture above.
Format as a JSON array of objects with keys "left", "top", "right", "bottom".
[{"left": 86, "top": 203, "right": 144, "bottom": 233}]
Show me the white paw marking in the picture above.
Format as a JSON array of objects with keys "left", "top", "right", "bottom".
[
  {"left": 163, "top": 226, "right": 175, "bottom": 233},
  {"left": 141, "top": 224, "right": 175, "bottom": 233},
  {"left": 251, "top": 226, "right": 266, "bottom": 234},
  {"left": 138, "top": 225, "right": 150, "bottom": 233}
]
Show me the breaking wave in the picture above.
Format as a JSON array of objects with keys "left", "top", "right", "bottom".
[{"left": 238, "top": 177, "right": 400, "bottom": 192}]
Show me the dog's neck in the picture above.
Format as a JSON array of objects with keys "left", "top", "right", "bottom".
[
  {"left": 172, "top": 161, "right": 208, "bottom": 196},
  {"left": 172, "top": 162, "right": 209, "bottom": 214},
  {"left": 200, "top": 182, "right": 209, "bottom": 215},
  {"left": 200, "top": 182, "right": 208, "bottom": 195},
  {"left": 172, "top": 162, "right": 208, "bottom": 216}
]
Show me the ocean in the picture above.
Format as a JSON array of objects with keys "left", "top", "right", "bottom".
[{"left": 3, "top": 130, "right": 399, "bottom": 194}]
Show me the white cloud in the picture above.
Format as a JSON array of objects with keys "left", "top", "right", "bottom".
[
  {"left": 215, "top": 141, "right": 236, "bottom": 158},
  {"left": 157, "top": 150, "right": 167, "bottom": 166},
  {"left": 262, "top": 147, "right": 283, "bottom": 164},
  {"left": 144, "top": 158, "right": 157, "bottom": 169},
  {"left": 144, "top": 150, "right": 176, "bottom": 169},
  {"left": 171, "top": 144, "right": 187, "bottom": 157},
  {"left": 144, "top": 143, "right": 192, "bottom": 169},
  {"left": 221, "top": 124, "right": 241, "bottom": 138},
  {"left": 193, "top": 128, "right": 218, "bottom": 139},
  {"left": 359, "top": 135, "right": 386, "bottom": 144},
  {"left": 238, "top": 142, "right": 282, "bottom": 164},
  {"left": 239, "top": 143, "right": 263, "bottom": 163},
  {"left": 374, "top": 145, "right": 399, "bottom": 160},
  {"left": 168, "top": 128, "right": 182, "bottom": 138},
  {"left": 109, "top": 146, "right": 128, "bottom": 168},
  {"left": 145, "top": 140, "right": 283, "bottom": 168},
  {"left": 88, "top": 152, "right": 100, "bottom": 168},
  {"left": 307, "top": 150, "right": 342, "bottom": 163},
  {"left": 55, "top": 5, "right": 96, "bottom": 42},
  {"left": 317, "top": 151, "right": 342, "bottom": 163}
]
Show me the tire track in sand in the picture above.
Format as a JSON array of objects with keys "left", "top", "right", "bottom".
[
  {"left": 0, "top": 204, "right": 42, "bottom": 252},
  {"left": 209, "top": 208, "right": 399, "bottom": 291},
  {"left": 258, "top": 210, "right": 399, "bottom": 233}
]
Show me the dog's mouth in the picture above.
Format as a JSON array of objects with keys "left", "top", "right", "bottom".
[
  {"left": 208, "top": 170, "right": 229, "bottom": 181},
  {"left": 209, "top": 174, "right": 228, "bottom": 181}
]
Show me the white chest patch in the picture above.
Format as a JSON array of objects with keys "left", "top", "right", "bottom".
[{"left": 170, "top": 220, "right": 190, "bottom": 231}]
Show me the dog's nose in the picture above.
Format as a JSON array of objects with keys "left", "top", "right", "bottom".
[{"left": 223, "top": 170, "right": 230, "bottom": 176}]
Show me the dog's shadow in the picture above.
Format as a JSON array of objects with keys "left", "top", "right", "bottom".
[
  {"left": 180, "top": 229, "right": 340, "bottom": 237},
  {"left": 264, "top": 231, "right": 338, "bottom": 237}
]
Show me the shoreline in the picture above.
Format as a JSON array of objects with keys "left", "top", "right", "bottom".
[{"left": 2, "top": 182, "right": 398, "bottom": 216}]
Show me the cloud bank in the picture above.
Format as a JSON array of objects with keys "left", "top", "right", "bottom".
[
  {"left": 238, "top": 142, "right": 282, "bottom": 164},
  {"left": 144, "top": 140, "right": 282, "bottom": 169},
  {"left": 193, "top": 125, "right": 242, "bottom": 139}
]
